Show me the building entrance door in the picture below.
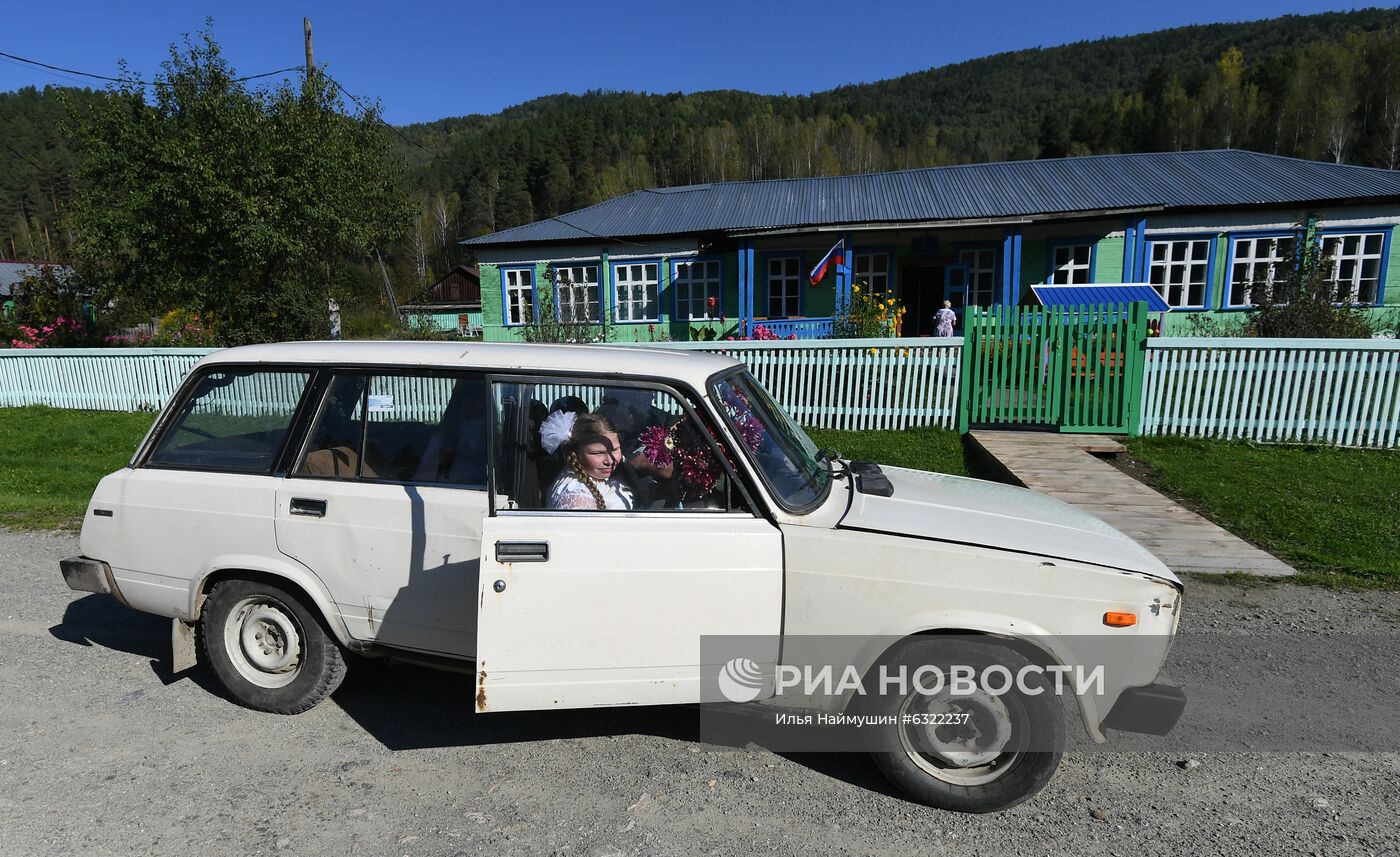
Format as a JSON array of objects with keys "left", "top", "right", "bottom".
[{"left": 899, "top": 264, "right": 944, "bottom": 336}]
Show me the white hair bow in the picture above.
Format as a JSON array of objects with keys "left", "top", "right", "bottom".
[{"left": 540, "top": 410, "right": 577, "bottom": 455}]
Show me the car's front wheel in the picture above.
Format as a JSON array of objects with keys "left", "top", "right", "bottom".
[
  {"left": 201, "top": 579, "right": 347, "bottom": 714},
  {"left": 866, "top": 638, "right": 1064, "bottom": 813}
]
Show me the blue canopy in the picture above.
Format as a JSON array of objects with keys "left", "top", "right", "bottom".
[{"left": 1030, "top": 284, "right": 1171, "bottom": 312}]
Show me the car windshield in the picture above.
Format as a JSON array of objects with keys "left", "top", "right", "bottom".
[{"left": 710, "top": 370, "right": 829, "bottom": 512}]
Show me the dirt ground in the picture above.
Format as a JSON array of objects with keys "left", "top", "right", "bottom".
[{"left": 3, "top": 528, "right": 1398, "bottom": 856}]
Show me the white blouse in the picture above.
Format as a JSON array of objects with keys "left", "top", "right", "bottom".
[{"left": 546, "top": 472, "right": 634, "bottom": 510}]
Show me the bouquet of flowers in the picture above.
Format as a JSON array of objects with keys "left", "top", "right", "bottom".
[{"left": 639, "top": 422, "right": 721, "bottom": 499}]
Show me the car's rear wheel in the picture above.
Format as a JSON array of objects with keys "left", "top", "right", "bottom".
[
  {"left": 201, "top": 579, "right": 346, "bottom": 714},
  {"left": 866, "top": 638, "right": 1063, "bottom": 813}
]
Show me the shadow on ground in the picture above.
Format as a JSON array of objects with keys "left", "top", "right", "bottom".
[
  {"left": 46, "top": 593, "right": 903, "bottom": 800},
  {"left": 48, "top": 593, "right": 228, "bottom": 694}
]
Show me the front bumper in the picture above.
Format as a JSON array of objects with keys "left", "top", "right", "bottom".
[
  {"left": 60, "top": 555, "right": 116, "bottom": 596},
  {"left": 1100, "top": 681, "right": 1186, "bottom": 736}
]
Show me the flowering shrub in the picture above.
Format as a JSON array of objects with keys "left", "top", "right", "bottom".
[
  {"left": 9, "top": 316, "right": 85, "bottom": 348},
  {"left": 835, "top": 282, "right": 906, "bottom": 338},
  {"left": 725, "top": 323, "right": 797, "bottom": 342},
  {"left": 150, "top": 309, "right": 220, "bottom": 346}
]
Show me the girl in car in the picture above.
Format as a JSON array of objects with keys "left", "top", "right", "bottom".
[{"left": 540, "top": 411, "right": 634, "bottom": 510}]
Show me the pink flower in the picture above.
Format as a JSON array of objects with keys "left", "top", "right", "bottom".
[{"left": 786, "top": 334, "right": 797, "bottom": 340}]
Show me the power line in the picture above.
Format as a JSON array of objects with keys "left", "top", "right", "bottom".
[
  {"left": 322, "top": 72, "right": 488, "bottom": 189},
  {"left": 0, "top": 49, "right": 301, "bottom": 86},
  {"left": 322, "top": 72, "right": 660, "bottom": 251},
  {"left": 0, "top": 138, "right": 59, "bottom": 179},
  {"left": 2, "top": 47, "right": 656, "bottom": 251}
]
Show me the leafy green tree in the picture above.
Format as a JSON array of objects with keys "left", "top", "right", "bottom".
[{"left": 67, "top": 28, "right": 411, "bottom": 344}]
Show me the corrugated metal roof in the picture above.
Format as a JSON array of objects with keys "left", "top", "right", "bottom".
[
  {"left": 1031, "top": 284, "right": 1172, "bottom": 312},
  {"left": 465, "top": 150, "right": 1400, "bottom": 247},
  {"left": 0, "top": 261, "right": 70, "bottom": 297}
]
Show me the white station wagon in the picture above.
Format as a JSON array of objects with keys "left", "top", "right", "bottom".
[{"left": 61, "top": 341, "right": 1184, "bottom": 813}]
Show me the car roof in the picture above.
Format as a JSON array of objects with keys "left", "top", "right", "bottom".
[{"left": 194, "top": 340, "right": 743, "bottom": 389}]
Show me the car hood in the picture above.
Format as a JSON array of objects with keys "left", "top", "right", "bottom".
[{"left": 837, "top": 465, "right": 1177, "bottom": 583}]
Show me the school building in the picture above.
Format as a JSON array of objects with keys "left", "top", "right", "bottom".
[{"left": 462, "top": 150, "right": 1400, "bottom": 340}]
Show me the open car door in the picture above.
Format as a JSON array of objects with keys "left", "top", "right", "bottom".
[{"left": 473, "top": 378, "right": 783, "bottom": 713}]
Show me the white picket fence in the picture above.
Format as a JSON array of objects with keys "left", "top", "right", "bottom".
[
  {"left": 5, "top": 338, "right": 1400, "bottom": 446},
  {"left": 638, "top": 338, "right": 965, "bottom": 430},
  {"left": 1141, "top": 338, "right": 1400, "bottom": 447},
  {"left": 0, "top": 339, "right": 966, "bottom": 431},
  {"left": 0, "top": 348, "right": 216, "bottom": 411}
]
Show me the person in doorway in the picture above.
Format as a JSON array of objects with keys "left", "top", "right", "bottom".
[{"left": 934, "top": 300, "right": 957, "bottom": 337}]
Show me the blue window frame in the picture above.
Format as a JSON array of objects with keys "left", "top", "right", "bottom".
[
  {"left": 1144, "top": 234, "right": 1216, "bottom": 310},
  {"left": 852, "top": 248, "right": 893, "bottom": 295},
  {"left": 1317, "top": 227, "right": 1392, "bottom": 306},
  {"left": 671, "top": 257, "right": 723, "bottom": 321},
  {"left": 1223, "top": 231, "right": 1300, "bottom": 309},
  {"left": 610, "top": 259, "right": 661, "bottom": 322},
  {"left": 761, "top": 253, "right": 803, "bottom": 318},
  {"left": 552, "top": 262, "right": 601, "bottom": 323},
  {"left": 500, "top": 265, "right": 536, "bottom": 327},
  {"left": 1046, "top": 239, "right": 1097, "bottom": 285}
]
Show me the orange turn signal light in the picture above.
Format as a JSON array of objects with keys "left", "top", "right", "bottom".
[{"left": 1103, "top": 611, "right": 1137, "bottom": 627}]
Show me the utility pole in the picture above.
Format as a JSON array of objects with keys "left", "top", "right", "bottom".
[{"left": 303, "top": 18, "right": 314, "bottom": 73}]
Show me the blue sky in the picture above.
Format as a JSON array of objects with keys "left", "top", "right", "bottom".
[{"left": 0, "top": 1, "right": 1381, "bottom": 124}]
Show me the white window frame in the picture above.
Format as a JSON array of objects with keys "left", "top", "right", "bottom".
[
  {"left": 1048, "top": 242, "right": 1094, "bottom": 285},
  {"left": 502, "top": 267, "right": 535, "bottom": 326},
  {"left": 853, "top": 252, "right": 890, "bottom": 295},
  {"left": 766, "top": 256, "right": 800, "bottom": 318},
  {"left": 1320, "top": 231, "right": 1387, "bottom": 305},
  {"left": 672, "top": 258, "right": 722, "bottom": 321},
  {"left": 958, "top": 248, "right": 997, "bottom": 307},
  {"left": 554, "top": 264, "right": 600, "bottom": 324},
  {"left": 1227, "top": 235, "right": 1297, "bottom": 307},
  {"left": 612, "top": 261, "right": 660, "bottom": 323},
  {"left": 1147, "top": 237, "right": 1213, "bottom": 309}
]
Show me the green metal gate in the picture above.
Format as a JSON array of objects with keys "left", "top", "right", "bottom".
[{"left": 957, "top": 302, "right": 1148, "bottom": 434}]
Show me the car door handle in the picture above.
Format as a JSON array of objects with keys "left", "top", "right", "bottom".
[
  {"left": 495, "top": 540, "right": 549, "bottom": 563},
  {"left": 290, "top": 497, "right": 327, "bottom": 518}
]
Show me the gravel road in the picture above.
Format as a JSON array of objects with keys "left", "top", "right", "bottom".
[{"left": 3, "top": 528, "right": 1398, "bottom": 856}]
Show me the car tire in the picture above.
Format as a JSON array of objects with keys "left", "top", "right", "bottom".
[
  {"left": 865, "top": 638, "right": 1064, "bottom": 813},
  {"left": 200, "top": 578, "right": 347, "bottom": 714}
]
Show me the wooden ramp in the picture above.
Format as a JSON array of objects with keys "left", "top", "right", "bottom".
[{"left": 968, "top": 431, "right": 1295, "bottom": 577}]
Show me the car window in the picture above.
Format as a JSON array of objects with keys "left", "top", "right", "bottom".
[
  {"left": 296, "top": 372, "right": 489, "bottom": 486},
  {"left": 490, "top": 380, "right": 742, "bottom": 513},
  {"left": 147, "top": 368, "right": 312, "bottom": 474},
  {"left": 711, "top": 370, "right": 830, "bottom": 512}
]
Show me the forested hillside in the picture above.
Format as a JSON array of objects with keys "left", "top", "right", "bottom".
[{"left": 5, "top": 7, "right": 1400, "bottom": 272}]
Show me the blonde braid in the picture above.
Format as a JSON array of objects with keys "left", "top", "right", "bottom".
[{"left": 567, "top": 450, "right": 606, "bottom": 509}]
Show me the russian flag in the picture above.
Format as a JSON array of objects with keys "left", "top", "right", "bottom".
[{"left": 808, "top": 238, "right": 845, "bottom": 286}]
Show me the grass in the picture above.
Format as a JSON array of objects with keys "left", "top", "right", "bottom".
[
  {"left": 806, "top": 425, "right": 969, "bottom": 477},
  {"left": 0, "top": 406, "right": 157, "bottom": 530},
  {"left": 1125, "top": 436, "right": 1400, "bottom": 589},
  {"left": 0, "top": 406, "right": 970, "bottom": 531}
]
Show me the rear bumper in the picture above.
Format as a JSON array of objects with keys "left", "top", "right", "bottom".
[
  {"left": 1100, "top": 681, "right": 1186, "bottom": 736},
  {"left": 60, "top": 555, "right": 116, "bottom": 596}
]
